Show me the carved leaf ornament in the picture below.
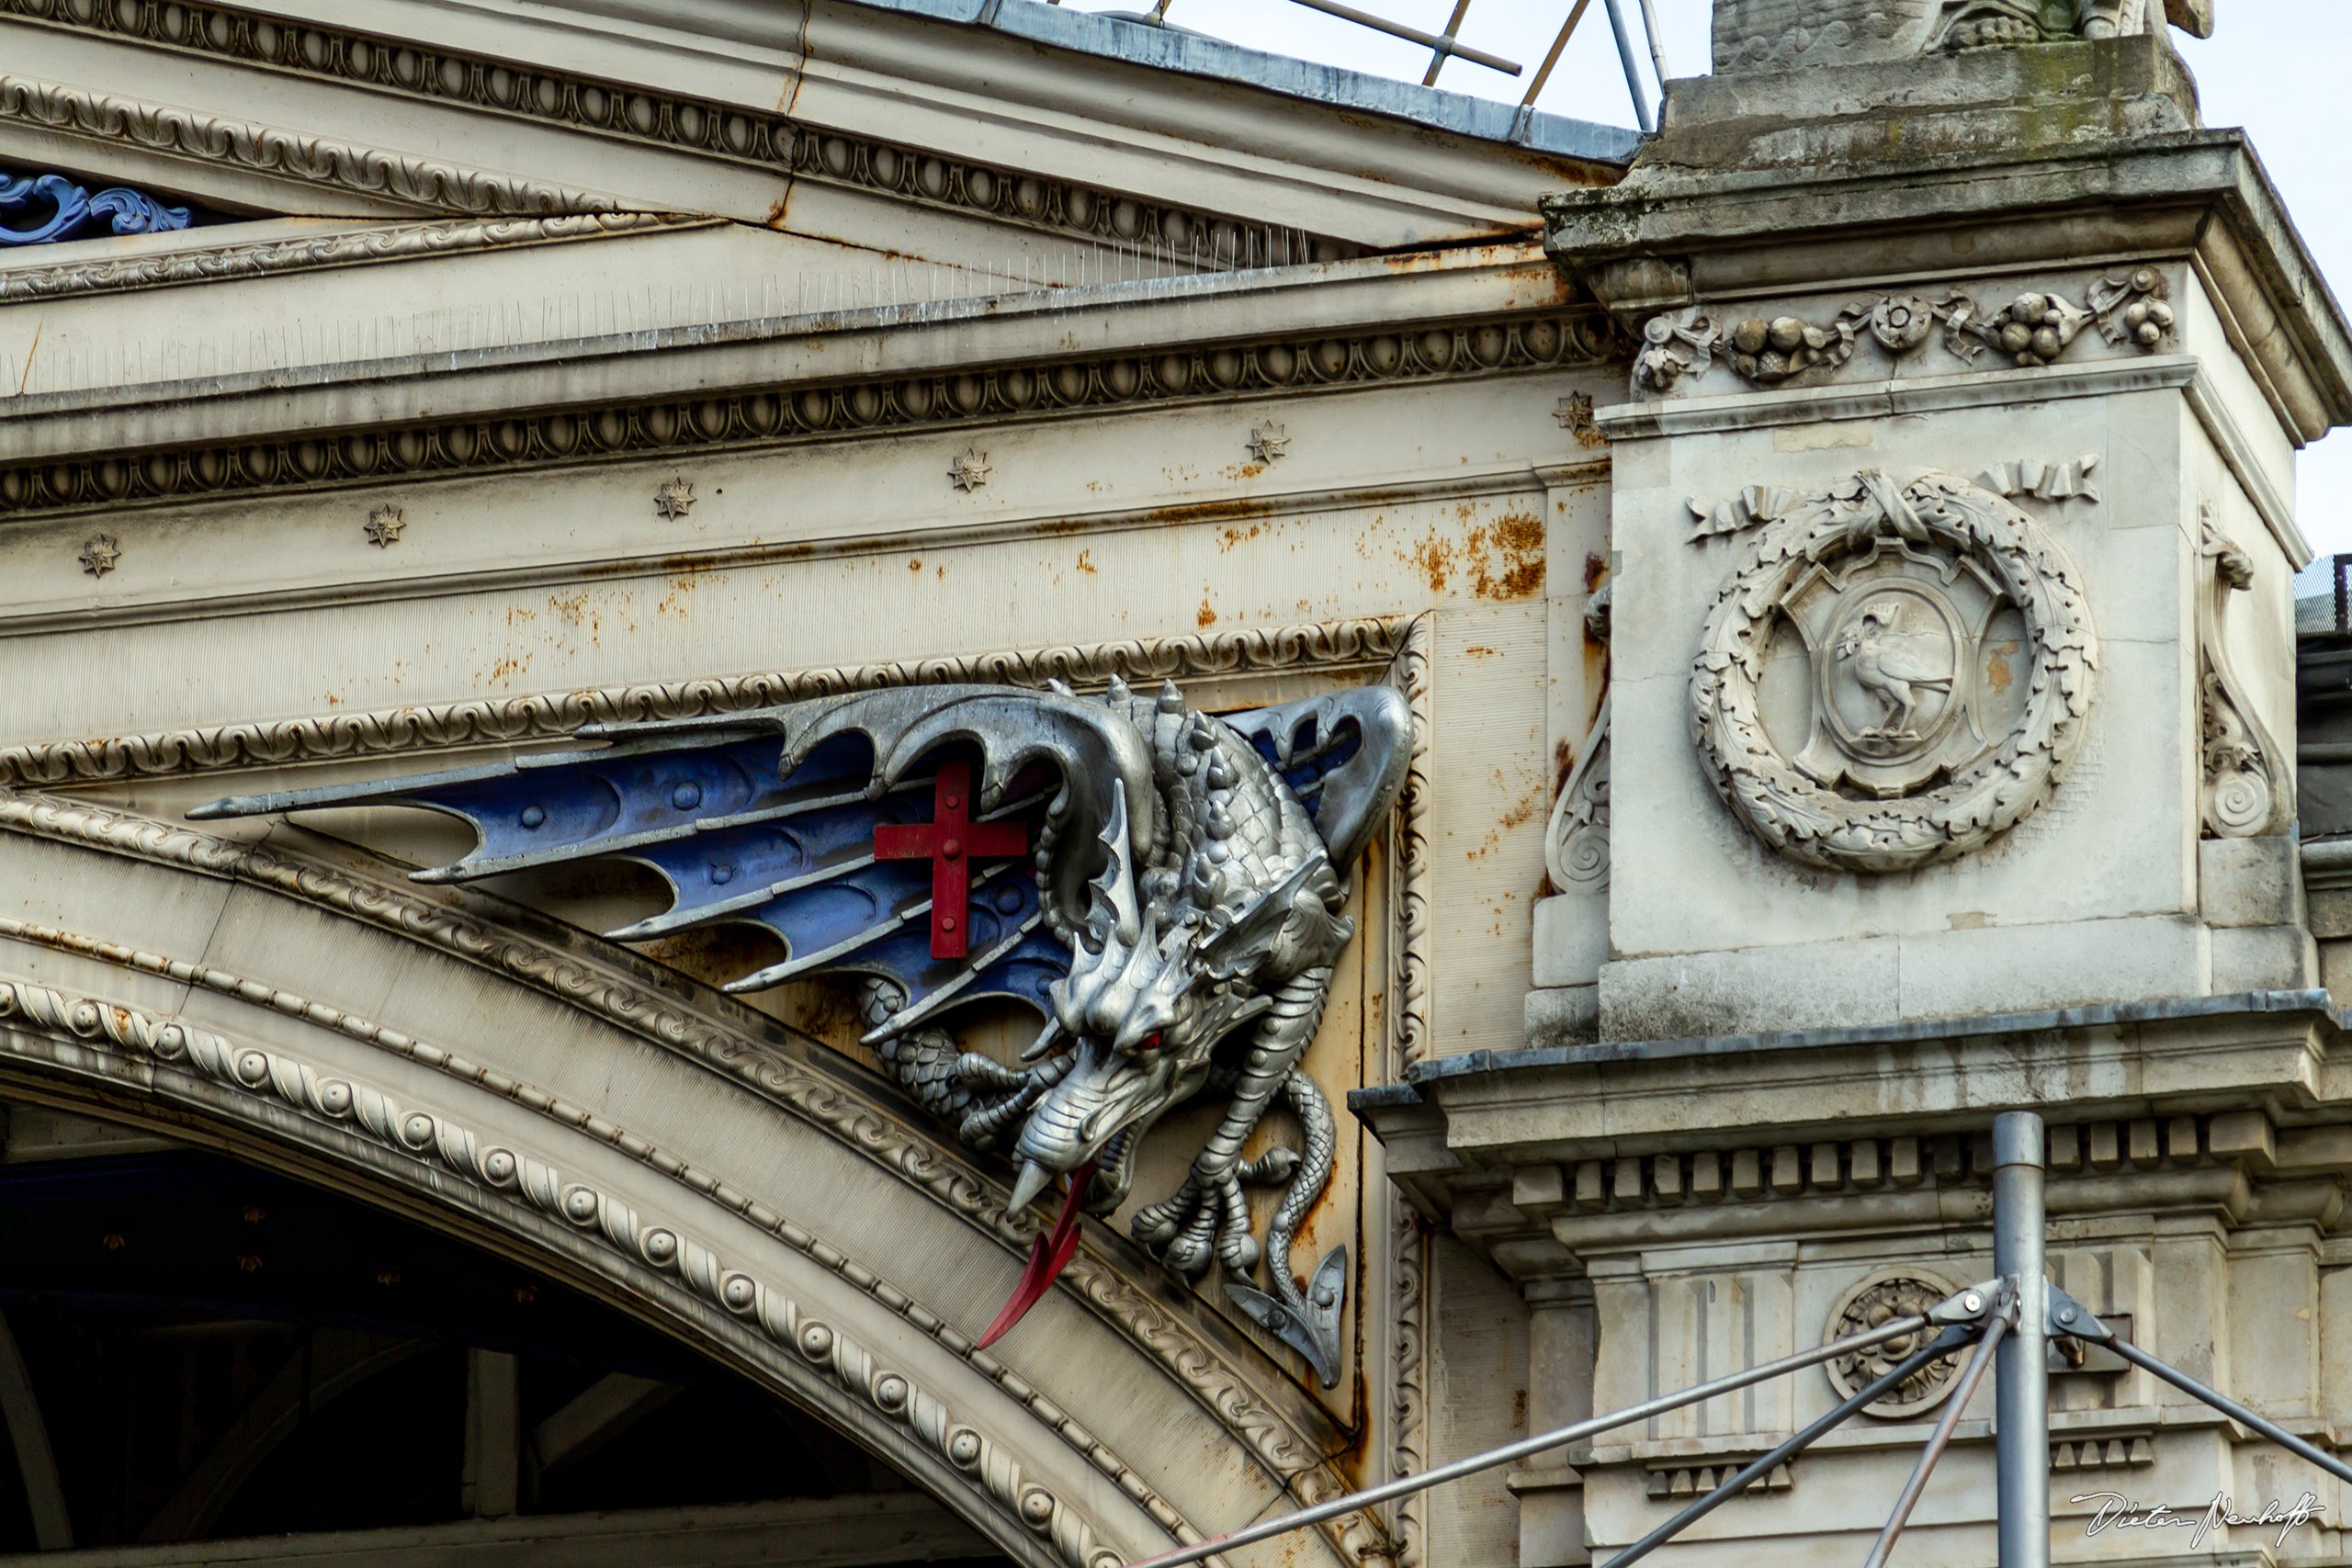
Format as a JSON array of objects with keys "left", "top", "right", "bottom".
[{"left": 1690, "top": 470, "right": 2097, "bottom": 874}]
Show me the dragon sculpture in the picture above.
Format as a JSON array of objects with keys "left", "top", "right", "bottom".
[{"left": 191, "top": 677, "right": 1410, "bottom": 1386}]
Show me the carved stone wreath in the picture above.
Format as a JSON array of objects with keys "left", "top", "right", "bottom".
[
  {"left": 1690, "top": 469, "right": 2097, "bottom": 874},
  {"left": 1824, "top": 1269, "right": 1965, "bottom": 1418}
]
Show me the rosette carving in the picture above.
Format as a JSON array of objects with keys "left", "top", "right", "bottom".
[
  {"left": 1825, "top": 1270, "right": 1965, "bottom": 1418},
  {"left": 1690, "top": 469, "right": 2097, "bottom": 874}
]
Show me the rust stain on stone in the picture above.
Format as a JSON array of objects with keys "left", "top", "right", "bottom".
[
  {"left": 1984, "top": 638, "right": 2019, "bottom": 693},
  {"left": 1142, "top": 496, "right": 1277, "bottom": 528},
  {"left": 1409, "top": 534, "right": 1454, "bottom": 593},
  {"left": 1466, "top": 509, "right": 1545, "bottom": 601},
  {"left": 1196, "top": 596, "right": 1218, "bottom": 628}
]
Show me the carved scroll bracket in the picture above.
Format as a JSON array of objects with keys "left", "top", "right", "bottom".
[
  {"left": 2197, "top": 502, "right": 2291, "bottom": 839},
  {"left": 1544, "top": 694, "right": 1611, "bottom": 895}
]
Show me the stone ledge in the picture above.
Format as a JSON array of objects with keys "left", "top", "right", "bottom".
[{"left": 1386, "top": 987, "right": 2343, "bottom": 1090}]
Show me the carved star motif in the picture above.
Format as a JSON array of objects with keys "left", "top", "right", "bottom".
[
  {"left": 364, "top": 504, "right": 405, "bottom": 547},
  {"left": 1247, "top": 423, "right": 1290, "bottom": 462},
  {"left": 1554, "top": 392, "right": 1606, "bottom": 448},
  {"left": 78, "top": 534, "right": 119, "bottom": 578},
  {"left": 948, "top": 448, "right": 991, "bottom": 492},
  {"left": 654, "top": 477, "right": 695, "bottom": 520}
]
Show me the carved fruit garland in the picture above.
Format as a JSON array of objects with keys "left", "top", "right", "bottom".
[{"left": 1690, "top": 470, "right": 2098, "bottom": 874}]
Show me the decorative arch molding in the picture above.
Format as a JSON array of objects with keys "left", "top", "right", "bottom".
[
  {"left": 0, "top": 615, "right": 1436, "bottom": 1563},
  {"left": 0, "top": 790, "right": 1393, "bottom": 1565},
  {"left": 0, "top": 943, "right": 1132, "bottom": 1568}
]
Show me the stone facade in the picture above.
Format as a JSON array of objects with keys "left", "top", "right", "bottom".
[{"left": 0, "top": 0, "right": 2346, "bottom": 1563}]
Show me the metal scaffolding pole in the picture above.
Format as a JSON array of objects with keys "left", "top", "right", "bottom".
[
  {"left": 1102, "top": 1103, "right": 2352, "bottom": 1568},
  {"left": 1598, "top": 0, "right": 1654, "bottom": 132},
  {"left": 1991, "top": 1111, "right": 2050, "bottom": 1568}
]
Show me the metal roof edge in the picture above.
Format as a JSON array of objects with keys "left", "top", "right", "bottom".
[{"left": 847, "top": 0, "right": 1647, "bottom": 164}]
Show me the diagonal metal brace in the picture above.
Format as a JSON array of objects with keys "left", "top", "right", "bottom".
[
  {"left": 1116, "top": 1280, "right": 2001, "bottom": 1568},
  {"left": 2049, "top": 1285, "right": 2352, "bottom": 1488},
  {"left": 1599, "top": 1318, "right": 1985, "bottom": 1568},
  {"left": 1860, "top": 1279, "right": 2016, "bottom": 1568}
]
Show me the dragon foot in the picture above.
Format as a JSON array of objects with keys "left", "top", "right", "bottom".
[
  {"left": 1132, "top": 1138, "right": 1346, "bottom": 1388},
  {"left": 1133, "top": 1168, "right": 1261, "bottom": 1277}
]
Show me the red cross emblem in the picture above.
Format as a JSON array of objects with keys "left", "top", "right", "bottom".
[{"left": 874, "top": 759, "right": 1029, "bottom": 958}]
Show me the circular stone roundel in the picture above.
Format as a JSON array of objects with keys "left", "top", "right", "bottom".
[
  {"left": 1824, "top": 1268, "right": 1966, "bottom": 1418},
  {"left": 1690, "top": 469, "right": 2097, "bottom": 874}
]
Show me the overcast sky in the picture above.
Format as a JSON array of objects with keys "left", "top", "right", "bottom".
[{"left": 1054, "top": 0, "right": 2352, "bottom": 594}]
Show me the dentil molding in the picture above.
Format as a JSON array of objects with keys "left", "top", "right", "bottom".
[
  {"left": 0, "top": 310, "right": 1622, "bottom": 519},
  {"left": 0, "top": 0, "right": 1335, "bottom": 260}
]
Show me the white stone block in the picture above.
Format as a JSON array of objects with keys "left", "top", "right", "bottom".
[
  {"left": 2199, "top": 835, "right": 2301, "bottom": 928},
  {"left": 2210, "top": 924, "right": 2318, "bottom": 993},
  {"left": 1526, "top": 985, "right": 1600, "bottom": 1047},
  {"left": 1597, "top": 939, "right": 1899, "bottom": 1042},
  {"left": 1894, "top": 915, "right": 2208, "bottom": 1021},
  {"left": 1533, "top": 893, "right": 1608, "bottom": 988}
]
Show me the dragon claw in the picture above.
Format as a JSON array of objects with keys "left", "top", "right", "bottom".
[
  {"left": 1238, "top": 1147, "right": 1300, "bottom": 1185},
  {"left": 1137, "top": 1167, "right": 1262, "bottom": 1280}
]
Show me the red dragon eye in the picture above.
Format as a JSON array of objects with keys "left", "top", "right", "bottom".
[{"left": 1143, "top": 1032, "right": 1162, "bottom": 1050}]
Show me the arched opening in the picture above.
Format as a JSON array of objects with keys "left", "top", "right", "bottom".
[
  {"left": 0, "top": 792, "right": 1382, "bottom": 1568},
  {"left": 0, "top": 1101, "right": 1009, "bottom": 1563}
]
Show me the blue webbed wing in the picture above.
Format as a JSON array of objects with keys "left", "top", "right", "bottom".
[
  {"left": 189, "top": 728, "right": 877, "bottom": 884},
  {"left": 188, "top": 717, "right": 1069, "bottom": 1016},
  {"left": 602, "top": 784, "right": 933, "bottom": 941},
  {"left": 791, "top": 875, "right": 1064, "bottom": 1040},
  {"left": 1222, "top": 685, "right": 1409, "bottom": 871},
  {"left": 1244, "top": 720, "right": 1363, "bottom": 808}
]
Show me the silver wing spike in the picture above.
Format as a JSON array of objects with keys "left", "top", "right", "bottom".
[{"left": 1085, "top": 781, "right": 1142, "bottom": 949}]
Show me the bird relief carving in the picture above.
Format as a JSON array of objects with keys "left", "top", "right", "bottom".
[
  {"left": 1690, "top": 468, "right": 2097, "bottom": 873},
  {"left": 189, "top": 676, "right": 1412, "bottom": 1388},
  {"left": 1789, "top": 559, "right": 2000, "bottom": 800}
]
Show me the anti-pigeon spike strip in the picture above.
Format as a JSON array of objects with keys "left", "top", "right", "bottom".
[{"left": 1121, "top": 1110, "right": 2352, "bottom": 1568}]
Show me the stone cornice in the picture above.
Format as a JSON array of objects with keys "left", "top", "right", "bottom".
[
  {"left": 0, "top": 300, "right": 1623, "bottom": 520},
  {"left": 1543, "top": 129, "right": 2352, "bottom": 444},
  {"left": 1355, "top": 990, "right": 2348, "bottom": 1189},
  {"left": 0, "top": 71, "right": 617, "bottom": 216},
  {"left": 0, "top": 210, "right": 703, "bottom": 302},
  {"left": 0, "top": 0, "right": 1333, "bottom": 259},
  {"left": 0, "top": 616, "right": 1417, "bottom": 785}
]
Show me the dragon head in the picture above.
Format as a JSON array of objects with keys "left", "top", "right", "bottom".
[{"left": 1003, "top": 781, "right": 1347, "bottom": 1213}]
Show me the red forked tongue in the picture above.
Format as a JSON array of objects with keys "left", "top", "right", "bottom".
[{"left": 975, "top": 1162, "right": 1096, "bottom": 1350}]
